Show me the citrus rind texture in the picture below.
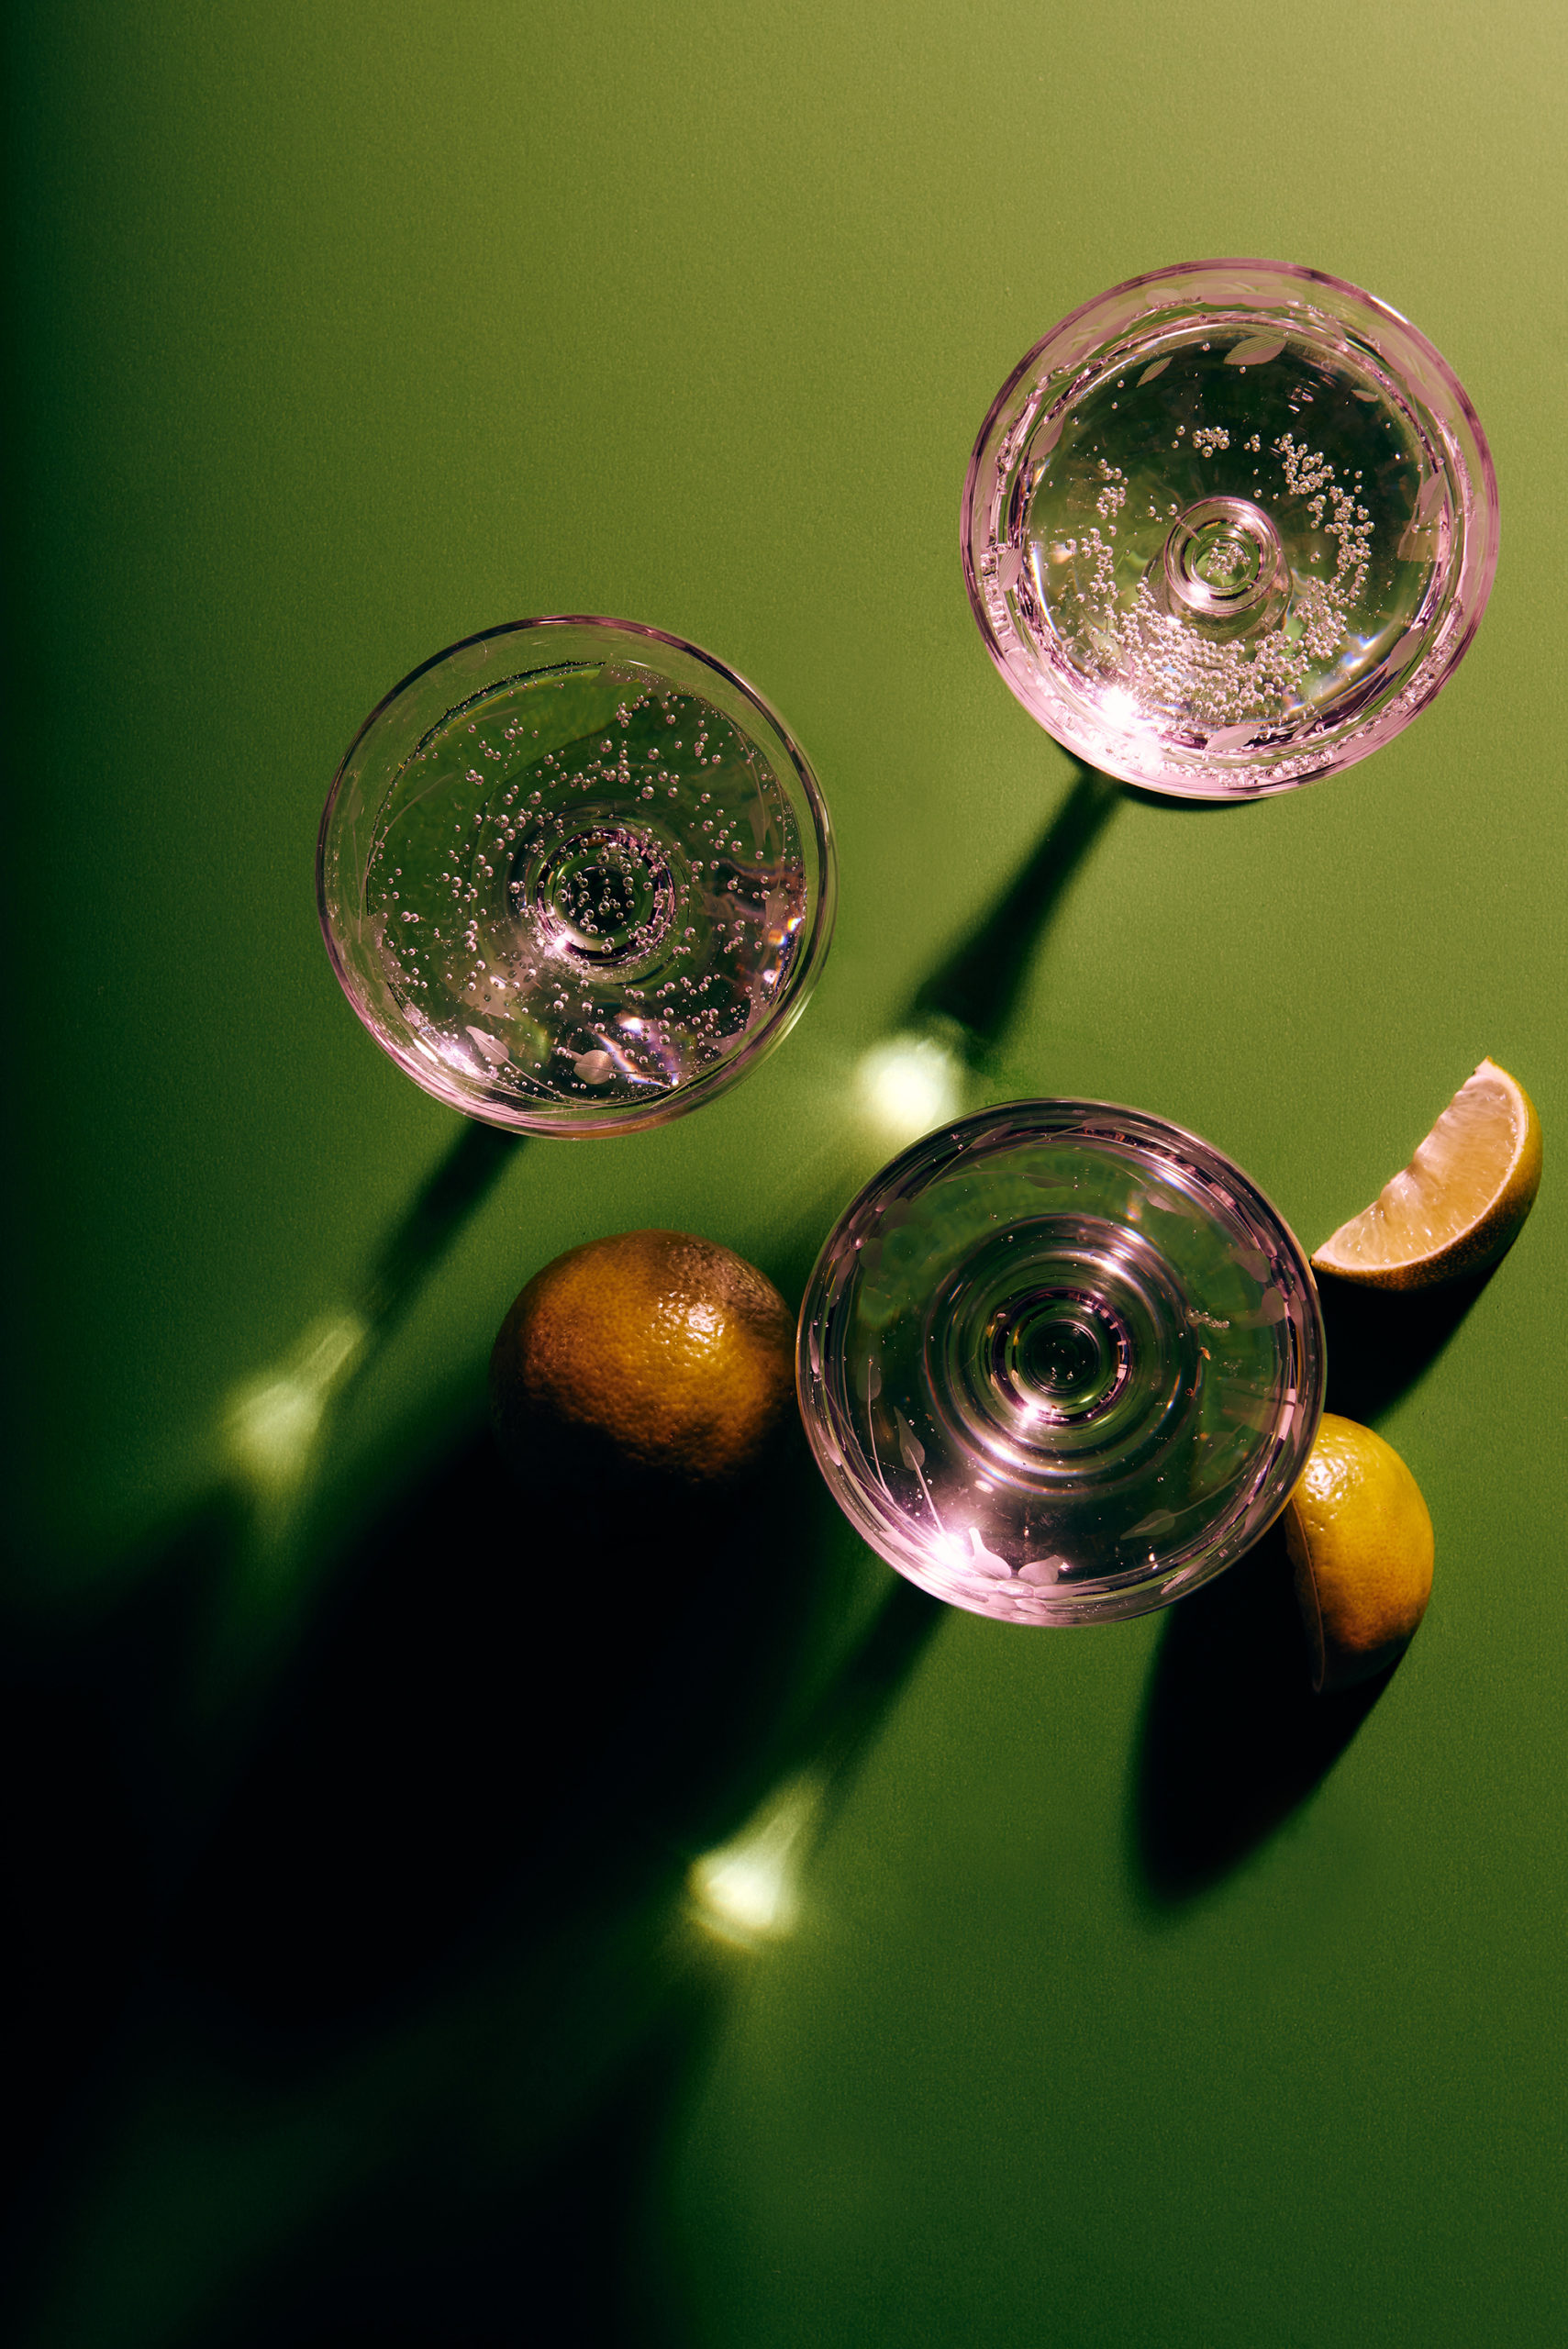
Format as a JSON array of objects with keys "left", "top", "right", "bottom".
[
  {"left": 1284, "top": 1413, "right": 1434, "bottom": 1693},
  {"left": 1311, "top": 1058, "right": 1541, "bottom": 1292},
  {"left": 490, "top": 1229, "right": 796, "bottom": 1492}
]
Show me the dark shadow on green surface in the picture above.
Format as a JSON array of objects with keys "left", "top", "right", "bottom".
[
  {"left": 172, "top": 1565, "right": 942, "bottom": 2349},
  {"left": 1129, "top": 1263, "right": 1498, "bottom": 1904},
  {"left": 169, "top": 1416, "right": 840, "bottom": 2051},
  {"left": 2, "top": 1385, "right": 940, "bottom": 2347},
  {"left": 0, "top": 1118, "right": 531, "bottom": 2102},
  {"left": 1130, "top": 1523, "right": 1394, "bottom": 1908},
  {"left": 1318, "top": 1264, "right": 1498, "bottom": 1424},
  {"left": 0, "top": 1120, "right": 533, "bottom": 2343},
  {"left": 214, "top": 1994, "right": 718, "bottom": 2349},
  {"left": 795, "top": 1574, "right": 942, "bottom": 1821},
  {"left": 354, "top": 1123, "right": 526, "bottom": 1349},
  {"left": 907, "top": 764, "right": 1118, "bottom": 1064},
  {"left": 0, "top": 1487, "right": 250, "bottom": 2248}
]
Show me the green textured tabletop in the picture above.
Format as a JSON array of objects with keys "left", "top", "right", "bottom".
[{"left": 6, "top": 4, "right": 1566, "bottom": 2344}]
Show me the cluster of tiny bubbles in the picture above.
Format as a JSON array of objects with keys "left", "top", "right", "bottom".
[
  {"left": 361, "top": 662, "right": 807, "bottom": 1113},
  {"left": 1013, "top": 317, "right": 1446, "bottom": 756}
]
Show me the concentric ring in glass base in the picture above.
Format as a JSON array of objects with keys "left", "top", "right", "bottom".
[
  {"left": 796, "top": 1102, "right": 1326, "bottom": 1627},
  {"left": 962, "top": 261, "right": 1499, "bottom": 799},
  {"left": 317, "top": 618, "right": 836, "bottom": 1133}
]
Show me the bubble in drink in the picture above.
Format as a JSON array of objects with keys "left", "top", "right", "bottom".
[{"left": 964, "top": 262, "right": 1498, "bottom": 798}]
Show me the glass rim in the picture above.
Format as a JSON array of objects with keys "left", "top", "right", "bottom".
[
  {"left": 796, "top": 1096, "right": 1327, "bottom": 1625},
  {"left": 962, "top": 258, "right": 1501, "bottom": 801},
  {"left": 317, "top": 615, "right": 838, "bottom": 1135}
]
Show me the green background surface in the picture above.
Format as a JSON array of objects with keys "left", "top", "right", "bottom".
[{"left": 6, "top": 3, "right": 1567, "bottom": 2343}]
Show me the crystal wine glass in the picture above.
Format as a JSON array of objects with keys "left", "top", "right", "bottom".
[
  {"left": 963, "top": 260, "right": 1499, "bottom": 799},
  {"left": 796, "top": 1101, "right": 1326, "bottom": 1626},
  {"left": 317, "top": 618, "right": 836, "bottom": 1131}
]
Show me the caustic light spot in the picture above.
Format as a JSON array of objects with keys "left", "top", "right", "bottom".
[
  {"left": 686, "top": 1772, "right": 826, "bottom": 1949},
  {"left": 854, "top": 1030, "right": 964, "bottom": 1146},
  {"left": 223, "top": 1311, "right": 369, "bottom": 1494}
]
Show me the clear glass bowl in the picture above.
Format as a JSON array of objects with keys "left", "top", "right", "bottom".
[
  {"left": 796, "top": 1101, "right": 1326, "bottom": 1626},
  {"left": 963, "top": 260, "right": 1499, "bottom": 799},
  {"left": 317, "top": 618, "right": 836, "bottom": 1133}
]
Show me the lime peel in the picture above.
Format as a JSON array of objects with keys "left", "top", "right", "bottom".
[
  {"left": 1312, "top": 1057, "right": 1540, "bottom": 1291},
  {"left": 1284, "top": 1413, "right": 1434, "bottom": 1693}
]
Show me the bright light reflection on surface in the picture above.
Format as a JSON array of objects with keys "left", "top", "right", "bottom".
[
  {"left": 854, "top": 1029, "right": 964, "bottom": 1146},
  {"left": 687, "top": 1771, "right": 826, "bottom": 1950},
  {"left": 223, "top": 1310, "right": 370, "bottom": 1496}
]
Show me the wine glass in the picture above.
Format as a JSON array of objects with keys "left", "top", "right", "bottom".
[
  {"left": 796, "top": 1101, "right": 1325, "bottom": 1627},
  {"left": 317, "top": 618, "right": 836, "bottom": 1132},
  {"left": 962, "top": 260, "right": 1499, "bottom": 799}
]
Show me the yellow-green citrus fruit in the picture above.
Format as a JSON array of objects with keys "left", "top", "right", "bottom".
[
  {"left": 490, "top": 1229, "right": 795, "bottom": 1492},
  {"left": 1284, "top": 1412, "right": 1434, "bottom": 1693},
  {"left": 1313, "top": 1058, "right": 1541, "bottom": 1291}
]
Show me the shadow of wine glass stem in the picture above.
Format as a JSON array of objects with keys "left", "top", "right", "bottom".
[
  {"left": 685, "top": 1579, "right": 944, "bottom": 1947},
  {"left": 222, "top": 1124, "right": 528, "bottom": 1507},
  {"left": 908, "top": 763, "right": 1119, "bottom": 1062}
]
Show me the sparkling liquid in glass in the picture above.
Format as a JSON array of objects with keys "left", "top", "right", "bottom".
[{"left": 363, "top": 662, "right": 808, "bottom": 1118}]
